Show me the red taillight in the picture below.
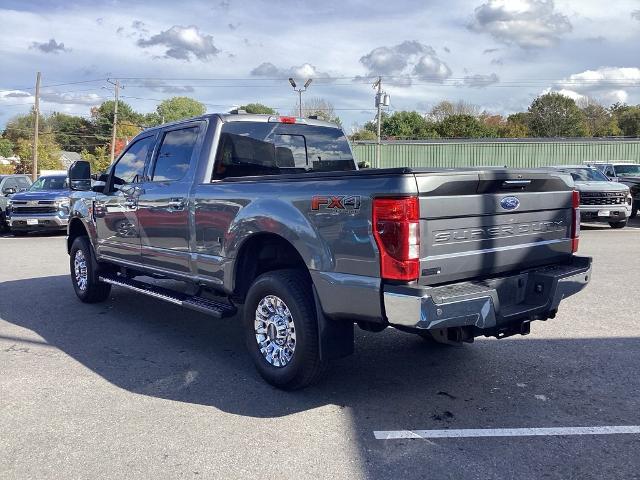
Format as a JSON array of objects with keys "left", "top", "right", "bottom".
[
  {"left": 279, "top": 116, "right": 296, "bottom": 124},
  {"left": 571, "top": 190, "right": 580, "bottom": 253},
  {"left": 373, "top": 197, "right": 420, "bottom": 281}
]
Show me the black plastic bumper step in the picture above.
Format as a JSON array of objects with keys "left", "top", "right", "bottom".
[{"left": 98, "top": 274, "right": 236, "bottom": 319}]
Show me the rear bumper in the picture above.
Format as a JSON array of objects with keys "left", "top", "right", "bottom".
[{"left": 383, "top": 256, "right": 592, "bottom": 331}]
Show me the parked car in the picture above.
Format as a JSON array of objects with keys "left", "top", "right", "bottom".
[
  {"left": 549, "top": 166, "right": 632, "bottom": 228},
  {"left": 6, "top": 174, "right": 71, "bottom": 236},
  {"left": 588, "top": 162, "right": 640, "bottom": 218},
  {"left": 0, "top": 174, "right": 32, "bottom": 231},
  {"left": 65, "top": 112, "right": 591, "bottom": 389}
]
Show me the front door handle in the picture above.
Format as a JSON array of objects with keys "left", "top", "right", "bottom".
[
  {"left": 168, "top": 198, "right": 186, "bottom": 210},
  {"left": 124, "top": 197, "right": 137, "bottom": 208}
]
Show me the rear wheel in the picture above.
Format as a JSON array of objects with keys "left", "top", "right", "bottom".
[
  {"left": 70, "top": 236, "right": 111, "bottom": 303},
  {"left": 243, "top": 269, "right": 327, "bottom": 390},
  {"left": 631, "top": 202, "right": 638, "bottom": 219},
  {"left": 609, "top": 220, "right": 627, "bottom": 229}
]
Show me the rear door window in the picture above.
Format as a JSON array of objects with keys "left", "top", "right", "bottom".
[{"left": 151, "top": 126, "right": 199, "bottom": 181}]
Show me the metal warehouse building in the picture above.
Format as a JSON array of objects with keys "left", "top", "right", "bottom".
[{"left": 351, "top": 138, "right": 640, "bottom": 169}]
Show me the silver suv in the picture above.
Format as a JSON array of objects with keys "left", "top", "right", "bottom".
[{"left": 551, "top": 166, "right": 632, "bottom": 228}]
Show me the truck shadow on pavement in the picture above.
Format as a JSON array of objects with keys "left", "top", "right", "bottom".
[{"left": 2, "top": 274, "right": 640, "bottom": 478}]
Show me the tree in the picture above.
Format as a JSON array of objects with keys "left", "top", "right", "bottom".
[
  {"left": 528, "top": 93, "right": 587, "bottom": 137},
  {"left": 81, "top": 146, "right": 111, "bottom": 174},
  {"left": 380, "top": 111, "right": 438, "bottom": 139},
  {"left": 297, "top": 98, "right": 341, "bottom": 125},
  {"left": 437, "top": 114, "right": 493, "bottom": 138},
  {"left": 2, "top": 111, "right": 44, "bottom": 145},
  {"left": 156, "top": 97, "right": 206, "bottom": 123},
  {"left": 48, "top": 112, "right": 99, "bottom": 152},
  {"left": 618, "top": 107, "right": 640, "bottom": 136},
  {"left": 0, "top": 138, "right": 13, "bottom": 157},
  {"left": 349, "top": 129, "right": 377, "bottom": 141},
  {"left": 241, "top": 103, "right": 277, "bottom": 114},
  {"left": 91, "top": 100, "right": 143, "bottom": 139},
  {"left": 579, "top": 100, "right": 620, "bottom": 137},
  {"left": 14, "top": 134, "right": 62, "bottom": 174},
  {"left": 428, "top": 100, "right": 481, "bottom": 122}
]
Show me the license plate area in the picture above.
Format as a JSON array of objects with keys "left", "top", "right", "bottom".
[
  {"left": 26, "top": 218, "right": 39, "bottom": 225},
  {"left": 598, "top": 210, "right": 610, "bottom": 217}
]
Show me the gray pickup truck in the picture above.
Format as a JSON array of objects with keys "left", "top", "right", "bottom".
[{"left": 66, "top": 113, "right": 592, "bottom": 389}]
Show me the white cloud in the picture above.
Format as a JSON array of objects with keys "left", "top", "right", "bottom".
[
  {"left": 550, "top": 67, "right": 640, "bottom": 104},
  {"left": 469, "top": 0, "right": 572, "bottom": 48},
  {"left": 250, "top": 62, "right": 330, "bottom": 79},
  {"left": 359, "top": 41, "right": 452, "bottom": 85},
  {"left": 137, "top": 25, "right": 220, "bottom": 61}
]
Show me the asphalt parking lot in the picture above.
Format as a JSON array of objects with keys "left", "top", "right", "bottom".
[{"left": 1, "top": 221, "right": 639, "bottom": 480}]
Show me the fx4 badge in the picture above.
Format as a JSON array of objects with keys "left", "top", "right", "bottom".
[{"left": 311, "top": 195, "right": 361, "bottom": 212}]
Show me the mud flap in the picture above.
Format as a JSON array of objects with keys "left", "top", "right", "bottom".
[{"left": 313, "top": 285, "right": 354, "bottom": 361}]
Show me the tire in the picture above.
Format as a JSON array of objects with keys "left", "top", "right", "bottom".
[
  {"left": 69, "top": 236, "right": 111, "bottom": 303},
  {"left": 243, "top": 269, "right": 327, "bottom": 390},
  {"left": 11, "top": 230, "right": 27, "bottom": 237},
  {"left": 631, "top": 203, "right": 638, "bottom": 219},
  {"left": 0, "top": 211, "right": 8, "bottom": 232},
  {"left": 609, "top": 220, "right": 627, "bottom": 229}
]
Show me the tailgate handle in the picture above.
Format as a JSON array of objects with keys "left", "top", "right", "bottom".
[{"left": 501, "top": 180, "right": 531, "bottom": 189}]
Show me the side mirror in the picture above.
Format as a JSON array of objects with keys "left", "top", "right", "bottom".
[
  {"left": 68, "top": 160, "right": 92, "bottom": 191},
  {"left": 2, "top": 187, "right": 17, "bottom": 196}
]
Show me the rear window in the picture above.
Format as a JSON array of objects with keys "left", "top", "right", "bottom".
[{"left": 213, "top": 122, "right": 355, "bottom": 179}]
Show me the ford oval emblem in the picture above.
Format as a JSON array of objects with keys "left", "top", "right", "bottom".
[{"left": 500, "top": 196, "right": 520, "bottom": 210}]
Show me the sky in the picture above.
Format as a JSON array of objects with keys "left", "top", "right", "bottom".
[{"left": 1, "top": 0, "right": 640, "bottom": 131}]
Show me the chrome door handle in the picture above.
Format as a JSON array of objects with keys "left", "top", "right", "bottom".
[
  {"left": 124, "top": 198, "right": 137, "bottom": 208},
  {"left": 168, "top": 198, "right": 186, "bottom": 210}
]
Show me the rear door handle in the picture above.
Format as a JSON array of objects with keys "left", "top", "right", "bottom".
[{"left": 124, "top": 198, "right": 137, "bottom": 208}]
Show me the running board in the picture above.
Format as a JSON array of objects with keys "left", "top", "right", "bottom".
[{"left": 99, "top": 274, "right": 236, "bottom": 319}]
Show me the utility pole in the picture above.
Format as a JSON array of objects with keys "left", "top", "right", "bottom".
[
  {"left": 32, "top": 72, "right": 41, "bottom": 181},
  {"left": 107, "top": 79, "right": 120, "bottom": 164},
  {"left": 373, "top": 76, "right": 390, "bottom": 169}
]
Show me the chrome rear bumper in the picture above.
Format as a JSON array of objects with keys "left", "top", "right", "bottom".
[{"left": 383, "top": 256, "right": 592, "bottom": 331}]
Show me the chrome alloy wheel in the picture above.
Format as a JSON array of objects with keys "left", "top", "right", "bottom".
[
  {"left": 254, "top": 295, "right": 296, "bottom": 367},
  {"left": 74, "top": 249, "right": 88, "bottom": 292}
]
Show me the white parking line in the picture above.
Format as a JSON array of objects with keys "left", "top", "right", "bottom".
[{"left": 374, "top": 426, "right": 640, "bottom": 440}]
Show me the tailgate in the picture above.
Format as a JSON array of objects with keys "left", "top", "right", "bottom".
[{"left": 416, "top": 170, "right": 574, "bottom": 286}]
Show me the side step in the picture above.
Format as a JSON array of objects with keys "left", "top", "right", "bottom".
[{"left": 99, "top": 274, "right": 237, "bottom": 319}]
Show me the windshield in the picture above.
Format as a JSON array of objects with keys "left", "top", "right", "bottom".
[
  {"left": 29, "top": 176, "right": 68, "bottom": 191},
  {"left": 561, "top": 168, "right": 609, "bottom": 182},
  {"left": 615, "top": 164, "right": 640, "bottom": 176}
]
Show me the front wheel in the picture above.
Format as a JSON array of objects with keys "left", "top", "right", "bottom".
[
  {"left": 69, "top": 236, "right": 111, "bottom": 303},
  {"left": 631, "top": 203, "right": 638, "bottom": 219},
  {"left": 243, "top": 269, "right": 327, "bottom": 390},
  {"left": 609, "top": 220, "right": 627, "bottom": 229}
]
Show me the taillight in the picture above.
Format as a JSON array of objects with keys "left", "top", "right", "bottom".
[
  {"left": 372, "top": 197, "right": 420, "bottom": 281},
  {"left": 571, "top": 190, "right": 580, "bottom": 253}
]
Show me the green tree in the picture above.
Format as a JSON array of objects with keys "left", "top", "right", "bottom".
[
  {"left": 437, "top": 114, "right": 493, "bottom": 138},
  {"left": 81, "top": 146, "right": 111, "bottom": 174},
  {"left": 48, "top": 112, "right": 100, "bottom": 152},
  {"left": 2, "top": 111, "right": 45, "bottom": 145},
  {"left": 241, "top": 103, "right": 277, "bottom": 114},
  {"left": 618, "top": 107, "right": 640, "bottom": 136},
  {"left": 0, "top": 137, "right": 14, "bottom": 157},
  {"left": 349, "top": 129, "right": 377, "bottom": 141},
  {"left": 156, "top": 97, "right": 206, "bottom": 123},
  {"left": 528, "top": 93, "right": 587, "bottom": 137},
  {"left": 92, "top": 101, "right": 143, "bottom": 138},
  {"left": 14, "top": 134, "right": 62, "bottom": 174},
  {"left": 580, "top": 101, "right": 620, "bottom": 137},
  {"left": 381, "top": 111, "right": 438, "bottom": 139}
]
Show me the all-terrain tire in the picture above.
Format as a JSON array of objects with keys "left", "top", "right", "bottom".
[
  {"left": 70, "top": 236, "right": 111, "bottom": 303},
  {"left": 243, "top": 269, "right": 328, "bottom": 390}
]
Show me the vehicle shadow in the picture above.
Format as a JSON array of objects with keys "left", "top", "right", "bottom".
[{"left": 2, "top": 274, "right": 639, "bottom": 478}]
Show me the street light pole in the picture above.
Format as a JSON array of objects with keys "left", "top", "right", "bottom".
[{"left": 289, "top": 78, "right": 312, "bottom": 118}]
